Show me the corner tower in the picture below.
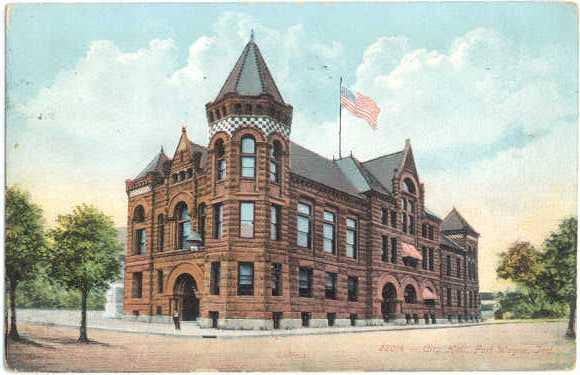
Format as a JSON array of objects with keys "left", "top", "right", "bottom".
[{"left": 205, "top": 35, "right": 293, "bottom": 138}]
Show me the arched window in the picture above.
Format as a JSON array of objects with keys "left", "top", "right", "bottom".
[
  {"left": 157, "top": 214, "right": 165, "bottom": 252},
  {"left": 176, "top": 202, "right": 192, "bottom": 250},
  {"left": 215, "top": 139, "right": 226, "bottom": 181},
  {"left": 197, "top": 203, "right": 206, "bottom": 245},
  {"left": 133, "top": 205, "right": 145, "bottom": 223},
  {"left": 402, "top": 178, "right": 416, "bottom": 194},
  {"left": 269, "top": 140, "right": 282, "bottom": 183},
  {"left": 404, "top": 285, "right": 417, "bottom": 304},
  {"left": 240, "top": 135, "right": 256, "bottom": 178}
]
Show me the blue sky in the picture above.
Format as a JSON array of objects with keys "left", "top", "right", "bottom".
[{"left": 6, "top": 3, "right": 578, "bottom": 291}]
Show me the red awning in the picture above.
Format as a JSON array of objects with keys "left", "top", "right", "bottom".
[
  {"left": 401, "top": 242, "right": 422, "bottom": 260},
  {"left": 423, "top": 288, "right": 438, "bottom": 300}
]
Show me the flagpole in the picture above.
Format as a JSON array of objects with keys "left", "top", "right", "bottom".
[{"left": 338, "top": 76, "right": 343, "bottom": 159}]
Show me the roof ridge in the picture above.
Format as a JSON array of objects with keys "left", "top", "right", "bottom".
[
  {"left": 290, "top": 141, "right": 333, "bottom": 162},
  {"left": 362, "top": 150, "right": 404, "bottom": 164}
]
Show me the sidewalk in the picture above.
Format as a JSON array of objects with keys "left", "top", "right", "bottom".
[{"left": 17, "top": 308, "right": 491, "bottom": 339}]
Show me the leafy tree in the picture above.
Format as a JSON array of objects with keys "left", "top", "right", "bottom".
[
  {"left": 5, "top": 186, "right": 46, "bottom": 339},
  {"left": 537, "top": 217, "right": 577, "bottom": 338},
  {"left": 496, "top": 289, "right": 567, "bottom": 319},
  {"left": 48, "top": 205, "right": 121, "bottom": 342}
]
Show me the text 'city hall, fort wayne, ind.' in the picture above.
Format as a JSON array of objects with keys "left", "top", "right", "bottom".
[{"left": 123, "top": 36, "right": 481, "bottom": 330}]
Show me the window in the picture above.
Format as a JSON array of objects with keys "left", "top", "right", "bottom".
[
  {"left": 301, "top": 312, "right": 311, "bottom": 327},
  {"left": 347, "top": 276, "right": 358, "bottom": 302},
  {"left": 404, "top": 285, "right": 417, "bottom": 304},
  {"left": 135, "top": 229, "right": 146, "bottom": 255},
  {"left": 213, "top": 203, "right": 223, "bottom": 239},
  {"left": 457, "top": 290, "right": 462, "bottom": 307},
  {"left": 390, "top": 237, "right": 398, "bottom": 263},
  {"left": 390, "top": 209, "right": 397, "bottom": 228},
  {"left": 210, "top": 262, "right": 220, "bottom": 295},
  {"left": 297, "top": 202, "right": 312, "bottom": 248},
  {"left": 428, "top": 248, "right": 434, "bottom": 271},
  {"left": 350, "top": 313, "right": 357, "bottom": 326},
  {"left": 401, "top": 197, "right": 415, "bottom": 234},
  {"left": 240, "top": 135, "right": 256, "bottom": 178},
  {"left": 403, "top": 178, "right": 416, "bottom": 194},
  {"left": 272, "top": 263, "right": 282, "bottom": 296},
  {"left": 133, "top": 205, "right": 145, "bottom": 223},
  {"left": 240, "top": 202, "right": 255, "bottom": 238},
  {"left": 456, "top": 258, "right": 461, "bottom": 278},
  {"left": 157, "top": 215, "right": 165, "bottom": 252},
  {"left": 197, "top": 204, "right": 206, "bottom": 245},
  {"left": 422, "top": 247, "right": 428, "bottom": 270},
  {"left": 325, "top": 272, "right": 337, "bottom": 299},
  {"left": 323, "top": 211, "right": 336, "bottom": 254},
  {"left": 132, "top": 272, "right": 143, "bottom": 298},
  {"left": 447, "top": 288, "right": 452, "bottom": 306},
  {"left": 298, "top": 267, "right": 313, "bottom": 297},
  {"left": 446, "top": 255, "right": 451, "bottom": 276},
  {"left": 270, "top": 141, "right": 282, "bottom": 183},
  {"left": 428, "top": 225, "right": 434, "bottom": 240},
  {"left": 327, "top": 313, "right": 336, "bottom": 327},
  {"left": 422, "top": 223, "right": 427, "bottom": 238},
  {"left": 270, "top": 205, "right": 281, "bottom": 241},
  {"left": 215, "top": 139, "right": 226, "bottom": 181},
  {"left": 238, "top": 262, "right": 254, "bottom": 296},
  {"left": 381, "top": 208, "right": 388, "bottom": 225},
  {"left": 157, "top": 270, "right": 163, "bottom": 293},
  {"left": 176, "top": 203, "right": 192, "bottom": 250},
  {"left": 346, "top": 218, "right": 357, "bottom": 258},
  {"left": 381, "top": 236, "right": 388, "bottom": 262}
]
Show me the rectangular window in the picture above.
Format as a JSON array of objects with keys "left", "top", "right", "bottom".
[
  {"left": 346, "top": 218, "right": 357, "bottom": 258},
  {"left": 422, "top": 223, "right": 427, "bottom": 238},
  {"left": 217, "top": 159, "right": 226, "bottom": 180},
  {"left": 241, "top": 156, "right": 255, "bottom": 178},
  {"left": 402, "top": 214, "right": 408, "bottom": 233},
  {"left": 446, "top": 255, "right": 451, "bottom": 276},
  {"left": 325, "top": 272, "right": 337, "bottom": 299},
  {"left": 390, "top": 237, "right": 398, "bottom": 263},
  {"left": 381, "top": 208, "right": 388, "bottom": 225},
  {"left": 132, "top": 272, "right": 142, "bottom": 298},
  {"left": 298, "top": 267, "right": 313, "bottom": 297},
  {"left": 428, "top": 248, "right": 434, "bottom": 271},
  {"left": 157, "top": 270, "right": 163, "bottom": 294},
  {"left": 301, "top": 312, "right": 311, "bottom": 327},
  {"left": 240, "top": 202, "right": 255, "bottom": 238},
  {"left": 422, "top": 247, "right": 428, "bottom": 270},
  {"left": 323, "top": 211, "right": 336, "bottom": 254},
  {"left": 390, "top": 210, "right": 397, "bottom": 228},
  {"left": 409, "top": 215, "right": 415, "bottom": 235},
  {"left": 456, "top": 258, "right": 461, "bottom": 278},
  {"left": 135, "top": 229, "right": 146, "bottom": 255},
  {"left": 297, "top": 202, "right": 312, "bottom": 248},
  {"left": 428, "top": 225, "right": 434, "bottom": 240},
  {"left": 213, "top": 203, "right": 223, "bottom": 239},
  {"left": 272, "top": 263, "right": 282, "bottom": 296},
  {"left": 447, "top": 288, "right": 452, "bottom": 306},
  {"left": 381, "top": 236, "right": 388, "bottom": 262},
  {"left": 347, "top": 276, "right": 358, "bottom": 302},
  {"left": 238, "top": 262, "right": 254, "bottom": 296},
  {"left": 457, "top": 290, "right": 462, "bottom": 307},
  {"left": 270, "top": 205, "right": 281, "bottom": 241},
  {"left": 210, "top": 262, "right": 221, "bottom": 295}
]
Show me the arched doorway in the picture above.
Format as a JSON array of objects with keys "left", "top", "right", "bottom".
[
  {"left": 173, "top": 274, "right": 199, "bottom": 321},
  {"left": 381, "top": 283, "right": 397, "bottom": 322}
]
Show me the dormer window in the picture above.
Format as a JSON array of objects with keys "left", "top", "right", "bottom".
[
  {"left": 269, "top": 140, "right": 282, "bottom": 183},
  {"left": 215, "top": 139, "right": 226, "bottom": 181},
  {"left": 240, "top": 135, "right": 256, "bottom": 178},
  {"left": 403, "top": 178, "right": 416, "bottom": 194}
]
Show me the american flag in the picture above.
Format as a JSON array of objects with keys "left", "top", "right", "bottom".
[{"left": 340, "top": 87, "right": 380, "bottom": 129}]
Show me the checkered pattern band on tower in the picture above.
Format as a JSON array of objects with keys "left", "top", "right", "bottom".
[{"left": 209, "top": 115, "right": 291, "bottom": 138}]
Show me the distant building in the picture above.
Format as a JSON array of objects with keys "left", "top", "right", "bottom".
[{"left": 122, "top": 36, "right": 481, "bottom": 329}]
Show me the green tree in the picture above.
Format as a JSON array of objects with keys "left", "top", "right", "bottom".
[
  {"left": 5, "top": 186, "right": 46, "bottom": 339},
  {"left": 48, "top": 205, "right": 121, "bottom": 342},
  {"left": 538, "top": 217, "right": 577, "bottom": 338}
]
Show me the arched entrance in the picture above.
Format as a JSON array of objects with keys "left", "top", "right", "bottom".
[
  {"left": 173, "top": 274, "right": 199, "bottom": 321},
  {"left": 381, "top": 283, "right": 398, "bottom": 322}
]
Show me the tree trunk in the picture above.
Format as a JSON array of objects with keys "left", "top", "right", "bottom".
[
  {"left": 9, "top": 280, "right": 19, "bottom": 340},
  {"left": 79, "top": 289, "right": 88, "bottom": 343},
  {"left": 566, "top": 299, "right": 576, "bottom": 338}
]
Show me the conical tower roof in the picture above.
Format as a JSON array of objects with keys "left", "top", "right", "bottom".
[{"left": 215, "top": 36, "right": 285, "bottom": 103}]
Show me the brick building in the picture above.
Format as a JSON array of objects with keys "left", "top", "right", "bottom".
[{"left": 123, "top": 37, "right": 481, "bottom": 329}]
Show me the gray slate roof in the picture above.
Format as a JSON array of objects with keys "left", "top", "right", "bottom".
[
  {"left": 441, "top": 208, "right": 479, "bottom": 235},
  {"left": 135, "top": 149, "right": 170, "bottom": 179},
  {"left": 361, "top": 151, "right": 405, "bottom": 193},
  {"left": 215, "top": 40, "right": 285, "bottom": 103}
]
